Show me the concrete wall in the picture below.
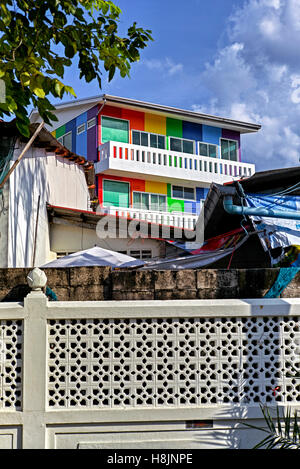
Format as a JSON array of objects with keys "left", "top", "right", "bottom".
[
  {"left": 1, "top": 267, "right": 299, "bottom": 302},
  {"left": 49, "top": 223, "right": 162, "bottom": 258}
]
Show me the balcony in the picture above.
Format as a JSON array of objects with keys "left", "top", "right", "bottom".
[
  {"left": 95, "top": 141, "right": 256, "bottom": 184},
  {"left": 100, "top": 205, "right": 199, "bottom": 229}
]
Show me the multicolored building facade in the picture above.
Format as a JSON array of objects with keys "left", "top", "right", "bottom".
[{"left": 35, "top": 95, "right": 259, "bottom": 232}]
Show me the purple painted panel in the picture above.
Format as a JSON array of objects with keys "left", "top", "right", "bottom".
[
  {"left": 87, "top": 105, "right": 98, "bottom": 162},
  {"left": 222, "top": 129, "right": 241, "bottom": 162}
]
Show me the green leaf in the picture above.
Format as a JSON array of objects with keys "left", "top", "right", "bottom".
[
  {"left": 0, "top": 0, "right": 153, "bottom": 127},
  {"left": 16, "top": 119, "right": 30, "bottom": 137},
  {"left": 32, "top": 86, "right": 46, "bottom": 99}
]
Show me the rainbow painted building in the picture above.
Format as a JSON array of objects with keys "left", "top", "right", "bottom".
[{"left": 31, "top": 95, "right": 260, "bottom": 232}]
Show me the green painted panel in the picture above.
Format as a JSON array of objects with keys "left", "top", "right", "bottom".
[
  {"left": 55, "top": 125, "right": 66, "bottom": 138},
  {"left": 101, "top": 116, "right": 129, "bottom": 143},
  {"left": 167, "top": 197, "right": 185, "bottom": 213},
  {"left": 166, "top": 117, "right": 182, "bottom": 138},
  {"left": 167, "top": 184, "right": 172, "bottom": 198},
  {"left": 103, "top": 180, "right": 129, "bottom": 208}
]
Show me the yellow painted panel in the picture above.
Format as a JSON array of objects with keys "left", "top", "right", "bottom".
[
  {"left": 144, "top": 113, "right": 166, "bottom": 135},
  {"left": 145, "top": 181, "right": 168, "bottom": 195},
  {"left": 51, "top": 130, "right": 56, "bottom": 137}
]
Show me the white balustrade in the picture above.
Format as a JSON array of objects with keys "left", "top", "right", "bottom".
[
  {"left": 100, "top": 205, "right": 199, "bottom": 229},
  {"left": 95, "top": 141, "right": 255, "bottom": 184}
]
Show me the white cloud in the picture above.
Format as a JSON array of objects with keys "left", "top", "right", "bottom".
[
  {"left": 143, "top": 57, "right": 183, "bottom": 76},
  {"left": 195, "top": 0, "right": 300, "bottom": 171}
]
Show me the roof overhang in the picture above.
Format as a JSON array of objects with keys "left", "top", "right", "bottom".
[
  {"left": 31, "top": 94, "right": 261, "bottom": 135},
  {"left": 224, "top": 166, "right": 300, "bottom": 195},
  {"left": 1, "top": 120, "right": 94, "bottom": 173},
  {"left": 47, "top": 204, "right": 197, "bottom": 242}
]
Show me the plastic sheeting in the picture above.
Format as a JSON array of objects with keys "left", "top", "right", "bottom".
[
  {"left": 246, "top": 193, "right": 300, "bottom": 250},
  {"left": 41, "top": 246, "right": 145, "bottom": 269},
  {"left": 264, "top": 267, "right": 300, "bottom": 298},
  {"left": 141, "top": 234, "right": 249, "bottom": 270}
]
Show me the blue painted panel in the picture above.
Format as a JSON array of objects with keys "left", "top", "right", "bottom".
[
  {"left": 202, "top": 125, "right": 222, "bottom": 158},
  {"left": 76, "top": 112, "right": 87, "bottom": 158},
  {"left": 195, "top": 187, "right": 209, "bottom": 214},
  {"left": 182, "top": 121, "right": 202, "bottom": 154},
  {"left": 196, "top": 187, "right": 204, "bottom": 201},
  {"left": 184, "top": 200, "right": 197, "bottom": 214},
  {"left": 66, "top": 118, "right": 76, "bottom": 154},
  {"left": 76, "top": 112, "right": 87, "bottom": 126}
]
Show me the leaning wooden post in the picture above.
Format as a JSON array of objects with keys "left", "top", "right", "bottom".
[{"left": 0, "top": 121, "right": 44, "bottom": 190}]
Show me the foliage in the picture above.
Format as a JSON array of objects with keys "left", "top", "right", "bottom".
[
  {"left": 0, "top": 0, "right": 153, "bottom": 136},
  {"left": 245, "top": 404, "right": 300, "bottom": 449}
]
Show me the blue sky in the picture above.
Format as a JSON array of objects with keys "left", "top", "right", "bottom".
[{"left": 61, "top": 0, "right": 300, "bottom": 172}]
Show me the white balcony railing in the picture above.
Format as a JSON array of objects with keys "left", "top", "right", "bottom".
[
  {"left": 100, "top": 205, "right": 199, "bottom": 229},
  {"left": 95, "top": 141, "right": 256, "bottom": 184}
]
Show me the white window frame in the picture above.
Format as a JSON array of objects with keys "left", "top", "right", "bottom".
[
  {"left": 171, "top": 185, "right": 195, "bottom": 201},
  {"left": 169, "top": 136, "right": 195, "bottom": 154},
  {"left": 131, "top": 129, "right": 166, "bottom": 149},
  {"left": 77, "top": 123, "right": 86, "bottom": 135},
  {"left": 198, "top": 141, "right": 218, "bottom": 158},
  {"left": 132, "top": 191, "right": 167, "bottom": 212},
  {"left": 87, "top": 117, "right": 96, "bottom": 129},
  {"left": 220, "top": 137, "right": 239, "bottom": 161}
]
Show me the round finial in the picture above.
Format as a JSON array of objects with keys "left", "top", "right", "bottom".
[{"left": 27, "top": 268, "right": 47, "bottom": 291}]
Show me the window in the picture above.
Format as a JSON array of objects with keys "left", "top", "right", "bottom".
[
  {"left": 103, "top": 180, "right": 130, "bottom": 208},
  {"left": 101, "top": 116, "right": 129, "bottom": 143},
  {"left": 77, "top": 123, "right": 85, "bottom": 135},
  {"left": 169, "top": 137, "right": 194, "bottom": 154},
  {"left": 133, "top": 192, "right": 167, "bottom": 212},
  {"left": 57, "top": 131, "right": 72, "bottom": 151},
  {"left": 56, "top": 251, "right": 75, "bottom": 258},
  {"left": 172, "top": 186, "right": 195, "bottom": 200},
  {"left": 198, "top": 142, "right": 218, "bottom": 158},
  {"left": 132, "top": 130, "right": 165, "bottom": 149},
  {"left": 87, "top": 117, "right": 96, "bottom": 129},
  {"left": 220, "top": 138, "right": 238, "bottom": 161},
  {"left": 130, "top": 249, "right": 152, "bottom": 259}
]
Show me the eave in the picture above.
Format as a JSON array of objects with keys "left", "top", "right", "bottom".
[
  {"left": 47, "top": 204, "right": 197, "bottom": 242},
  {"left": 30, "top": 94, "right": 261, "bottom": 135}
]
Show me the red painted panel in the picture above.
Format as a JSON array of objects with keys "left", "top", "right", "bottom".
[{"left": 99, "top": 104, "right": 122, "bottom": 119}]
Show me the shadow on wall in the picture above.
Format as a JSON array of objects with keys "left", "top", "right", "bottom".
[
  {"left": 1, "top": 284, "right": 31, "bottom": 302},
  {"left": 192, "top": 298, "right": 297, "bottom": 449}
]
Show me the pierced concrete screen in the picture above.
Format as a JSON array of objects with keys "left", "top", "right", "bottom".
[
  {"left": 0, "top": 320, "right": 22, "bottom": 410},
  {"left": 47, "top": 316, "right": 300, "bottom": 409}
]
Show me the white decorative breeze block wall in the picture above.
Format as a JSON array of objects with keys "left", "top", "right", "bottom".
[{"left": 47, "top": 316, "right": 300, "bottom": 409}]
